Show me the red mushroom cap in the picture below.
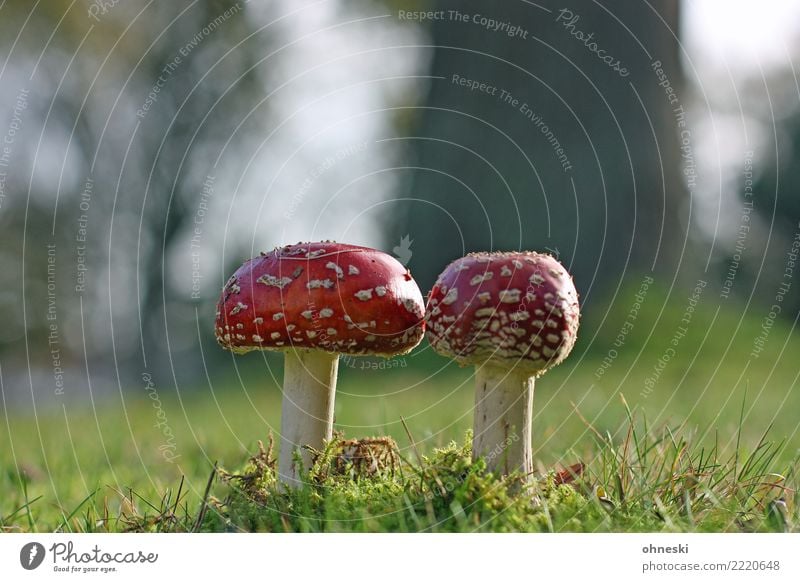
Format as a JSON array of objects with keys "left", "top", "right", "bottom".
[
  {"left": 215, "top": 242, "right": 425, "bottom": 357},
  {"left": 426, "top": 251, "right": 580, "bottom": 375}
]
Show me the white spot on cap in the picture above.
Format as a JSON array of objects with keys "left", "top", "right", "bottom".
[
  {"left": 229, "top": 302, "right": 248, "bottom": 315},
  {"left": 258, "top": 274, "right": 292, "bottom": 288},
  {"left": 512, "top": 259, "right": 523, "bottom": 269},
  {"left": 253, "top": 335, "right": 264, "bottom": 342},
  {"left": 348, "top": 265, "right": 360, "bottom": 275},
  {"left": 499, "top": 289, "right": 521, "bottom": 303},
  {"left": 306, "top": 249, "right": 326, "bottom": 258},
  {"left": 327, "top": 328, "right": 337, "bottom": 336},
  {"left": 454, "top": 262, "right": 469, "bottom": 272},
  {"left": 475, "top": 307, "right": 495, "bottom": 318},
  {"left": 500, "top": 265, "right": 512, "bottom": 277},
  {"left": 273, "top": 312, "right": 284, "bottom": 321},
  {"left": 307, "top": 279, "right": 335, "bottom": 290},
  {"left": 319, "top": 308, "right": 334, "bottom": 318},
  {"left": 442, "top": 287, "right": 458, "bottom": 305},
  {"left": 301, "top": 310, "right": 314, "bottom": 320},
  {"left": 365, "top": 335, "right": 376, "bottom": 342},
  {"left": 546, "top": 333, "right": 560, "bottom": 344},
  {"left": 530, "top": 273, "right": 545, "bottom": 285},
  {"left": 375, "top": 286, "right": 387, "bottom": 297},
  {"left": 477, "top": 292, "right": 492, "bottom": 304},
  {"left": 470, "top": 272, "right": 494, "bottom": 286},
  {"left": 355, "top": 289, "right": 373, "bottom": 301},
  {"left": 253, "top": 317, "right": 264, "bottom": 325},
  {"left": 270, "top": 332, "right": 281, "bottom": 340},
  {"left": 509, "top": 311, "right": 530, "bottom": 321},
  {"left": 286, "top": 324, "right": 296, "bottom": 331},
  {"left": 326, "top": 262, "right": 344, "bottom": 279},
  {"left": 306, "top": 331, "right": 318, "bottom": 339}
]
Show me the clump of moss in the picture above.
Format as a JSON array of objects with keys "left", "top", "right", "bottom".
[
  {"left": 203, "top": 418, "right": 797, "bottom": 533},
  {"left": 205, "top": 432, "right": 602, "bottom": 532}
]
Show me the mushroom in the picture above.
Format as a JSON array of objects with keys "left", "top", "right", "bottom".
[
  {"left": 425, "top": 251, "right": 580, "bottom": 480},
  {"left": 215, "top": 241, "right": 425, "bottom": 487}
]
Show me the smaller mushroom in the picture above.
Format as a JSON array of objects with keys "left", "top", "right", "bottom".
[{"left": 426, "top": 251, "right": 580, "bottom": 480}]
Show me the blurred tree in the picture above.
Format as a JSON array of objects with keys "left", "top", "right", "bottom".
[
  {"left": 395, "top": 0, "right": 688, "bottom": 305},
  {"left": 0, "top": 1, "right": 273, "bottom": 390},
  {"left": 748, "top": 109, "right": 800, "bottom": 313}
]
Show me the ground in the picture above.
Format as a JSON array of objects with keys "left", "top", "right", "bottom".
[{"left": 1, "top": 284, "right": 798, "bottom": 532}]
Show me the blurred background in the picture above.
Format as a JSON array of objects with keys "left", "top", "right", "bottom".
[{"left": 1, "top": 0, "right": 799, "bottom": 518}]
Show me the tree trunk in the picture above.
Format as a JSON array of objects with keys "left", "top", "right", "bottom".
[{"left": 398, "top": 0, "right": 686, "bottom": 301}]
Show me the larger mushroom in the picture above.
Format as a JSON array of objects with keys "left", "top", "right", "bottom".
[
  {"left": 426, "top": 251, "right": 580, "bottom": 480},
  {"left": 215, "top": 242, "right": 425, "bottom": 487}
]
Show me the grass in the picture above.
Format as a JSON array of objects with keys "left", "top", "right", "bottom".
[
  {"left": 204, "top": 411, "right": 796, "bottom": 533},
  {"left": 1, "top": 281, "right": 799, "bottom": 532},
  {"left": 1, "top": 394, "right": 796, "bottom": 533}
]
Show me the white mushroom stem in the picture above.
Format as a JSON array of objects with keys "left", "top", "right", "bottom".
[
  {"left": 278, "top": 349, "right": 339, "bottom": 488},
  {"left": 472, "top": 363, "right": 534, "bottom": 479}
]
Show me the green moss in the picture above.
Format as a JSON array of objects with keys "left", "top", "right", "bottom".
[{"left": 204, "top": 424, "right": 797, "bottom": 533}]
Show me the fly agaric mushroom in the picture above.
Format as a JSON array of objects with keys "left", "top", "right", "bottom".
[
  {"left": 215, "top": 242, "right": 425, "bottom": 487},
  {"left": 426, "top": 251, "right": 580, "bottom": 479}
]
